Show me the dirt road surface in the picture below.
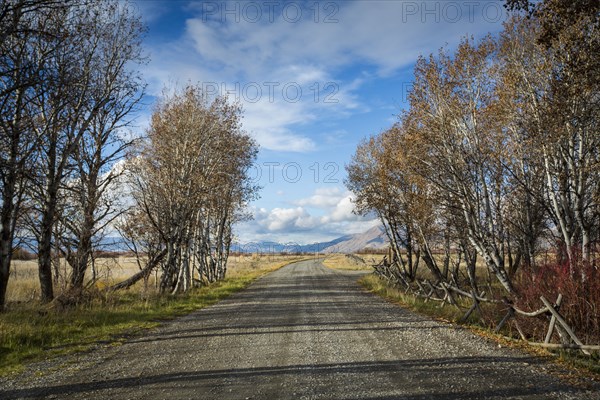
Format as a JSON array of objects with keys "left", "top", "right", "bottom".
[{"left": 2, "top": 259, "right": 598, "bottom": 399}]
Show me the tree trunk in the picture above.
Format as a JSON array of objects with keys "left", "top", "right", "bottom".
[
  {"left": 108, "top": 248, "right": 167, "bottom": 291},
  {"left": 69, "top": 205, "right": 95, "bottom": 290},
  {"left": 38, "top": 202, "right": 55, "bottom": 303},
  {"left": 70, "top": 236, "right": 91, "bottom": 289},
  {"left": 0, "top": 183, "right": 16, "bottom": 310},
  {"left": 0, "top": 235, "right": 12, "bottom": 311}
]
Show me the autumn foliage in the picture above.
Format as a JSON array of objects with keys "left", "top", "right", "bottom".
[{"left": 347, "top": 1, "right": 599, "bottom": 341}]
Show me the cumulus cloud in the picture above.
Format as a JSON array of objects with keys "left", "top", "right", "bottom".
[
  {"left": 238, "top": 187, "right": 378, "bottom": 242},
  {"left": 294, "top": 187, "right": 344, "bottom": 208},
  {"left": 253, "top": 206, "right": 318, "bottom": 233},
  {"left": 326, "top": 195, "right": 361, "bottom": 223}
]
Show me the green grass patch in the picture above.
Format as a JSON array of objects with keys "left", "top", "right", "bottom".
[
  {"left": 0, "top": 260, "right": 298, "bottom": 377},
  {"left": 358, "top": 274, "right": 466, "bottom": 322},
  {"left": 557, "top": 350, "right": 600, "bottom": 375}
]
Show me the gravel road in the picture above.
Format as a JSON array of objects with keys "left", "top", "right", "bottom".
[{"left": 2, "top": 259, "right": 598, "bottom": 399}]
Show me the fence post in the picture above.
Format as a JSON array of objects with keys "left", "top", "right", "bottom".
[
  {"left": 544, "top": 294, "right": 562, "bottom": 344},
  {"left": 540, "top": 296, "right": 590, "bottom": 355},
  {"left": 495, "top": 307, "right": 514, "bottom": 333}
]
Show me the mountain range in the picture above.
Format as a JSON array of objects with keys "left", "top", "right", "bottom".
[
  {"left": 86, "top": 225, "right": 389, "bottom": 255},
  {"left": 232, "top": 225, "right": 388, "bottom": 254}
]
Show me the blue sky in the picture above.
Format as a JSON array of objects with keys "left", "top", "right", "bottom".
[{"left": 131, "top": 0, "right": 507, "bottom": 245}]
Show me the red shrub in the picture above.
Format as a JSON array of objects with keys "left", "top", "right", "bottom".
[{"left": 515, "top": 260, "right": 600, "bottom": 344}]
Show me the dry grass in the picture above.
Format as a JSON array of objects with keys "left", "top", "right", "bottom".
[
  {"left": 322, "top": 253, "right": 384, "bottom": 271},
  {"left": 226, "top": 253, "right": 309, "bottom": 277},
  {"left": 7, "top": 260, "right": 41, "bottom": 304},
  {"left": 6, "top": 254, "right": 310, "bottom": 304},
  {"left": 7, "top": 257, "right": 142, "bottom": 304}
]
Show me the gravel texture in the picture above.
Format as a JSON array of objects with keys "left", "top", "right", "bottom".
[{"left": 1, "top": 259, "right": 598, "bottom": 399}]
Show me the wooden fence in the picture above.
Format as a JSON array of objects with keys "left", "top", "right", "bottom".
[{"left": 373, "top": 259, "right": 600, "bottom": 355}]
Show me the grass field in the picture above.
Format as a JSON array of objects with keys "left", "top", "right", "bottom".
[
  {"left": 322, "top": 253, "right": 383, "bottom": 271},
  {"left": 0, "top": 254, "right": 310, "bottom": 376}
]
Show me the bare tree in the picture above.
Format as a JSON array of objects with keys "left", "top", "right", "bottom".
[
  {"left": 499, "top": 12, "right": 600, "bottom": 270},
  {"left": 347, "top": 2, "right": 598, "bottom": 304},
  {"left": 17, "top": 1, "right": 145, "bottom": 303},
  {"left": 346, "top": 126, "right": 426, "bottom": 284},
  {"left": 407, "top": 37, "right": 519, "bottom": 294},
  {"left": 56, "top": 2, "right": 145, "bottom": 291},
  {"left": 0, "top": 0, "right": 81, "bottom": 309}
]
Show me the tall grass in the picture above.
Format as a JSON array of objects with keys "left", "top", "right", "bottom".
[{"left": 322, "top": 254, "right": 383, "bottom": 271}]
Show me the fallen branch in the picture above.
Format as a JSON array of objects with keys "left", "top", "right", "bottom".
[
  {"left": 106, "top": 249, "right": 167, "bottom": 291},
  {"left": 443, "top": 284, "right": 502, "bottom": 304},
  {"left": 512, "top": 304, "right": 550, "bottom": 317},
  {"left": 527, "top": 342, "right": 600, "bottom": 352}
]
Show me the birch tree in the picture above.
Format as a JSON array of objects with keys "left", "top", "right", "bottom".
[
  {"left": 128, "top": 85, "right": 258, "bottom": 294},
  {"left": 499, "top": 10, "right": 600, "bottom": 270},
  {"left": 407, "top": 38, "right": 519, "bottom": 294}
]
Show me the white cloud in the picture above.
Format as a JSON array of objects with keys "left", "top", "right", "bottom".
[
  {"left": 237, "top": 187, "right": 378, "bottom": 243},
  {"left": 294, "top": 187, "right": 344, "bottom": 208},
  {"left": 140, "top": 1, "right": 505, "bottom": 153},
  {"left": 241, "top": 100, "right": 316, "bottom": 152},
  {"left": 255, "top": 206, "right": 319, "bottom": 232},
  {"left": 184, "top": 1, "right": 505, "bottom": 76},
  {"left": 326, "top": 195, "right": 361, "bottom": 223}
]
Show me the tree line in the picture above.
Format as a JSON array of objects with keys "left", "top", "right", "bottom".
[
  {"left": 346, "top": 0, "right": 598, "bottom": 306},
  {"left": 0, "top": 0, "right": 258, "bottom": 310}
]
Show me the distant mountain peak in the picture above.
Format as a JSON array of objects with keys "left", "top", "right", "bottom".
[
  {"left": 321, "top": 224, "right": 388, "bottom": 254},
  {"left": 233, "top": 225, "right": 388, "bottom": 254}
]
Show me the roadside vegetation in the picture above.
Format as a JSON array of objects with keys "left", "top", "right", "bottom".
[
  {"left": 346, "top": 0, "right": 599, "bottom": 362},
  {"left": 360, "top": 274, "right": 600, "bottom": 375},
  {"left": 0, "top": 0, "right": 258, "bottom": 313},
  {"left": 0, "top": 254, "right": 307, "bottom": 376}
]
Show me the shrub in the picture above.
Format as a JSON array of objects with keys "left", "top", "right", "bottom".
[{"left": 515, "top": 260, "right": 600, "bottom": 344}]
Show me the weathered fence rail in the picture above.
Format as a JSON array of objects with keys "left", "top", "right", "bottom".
[{"left": 372, "top": 259, "right": 598, "bottom": 355}]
